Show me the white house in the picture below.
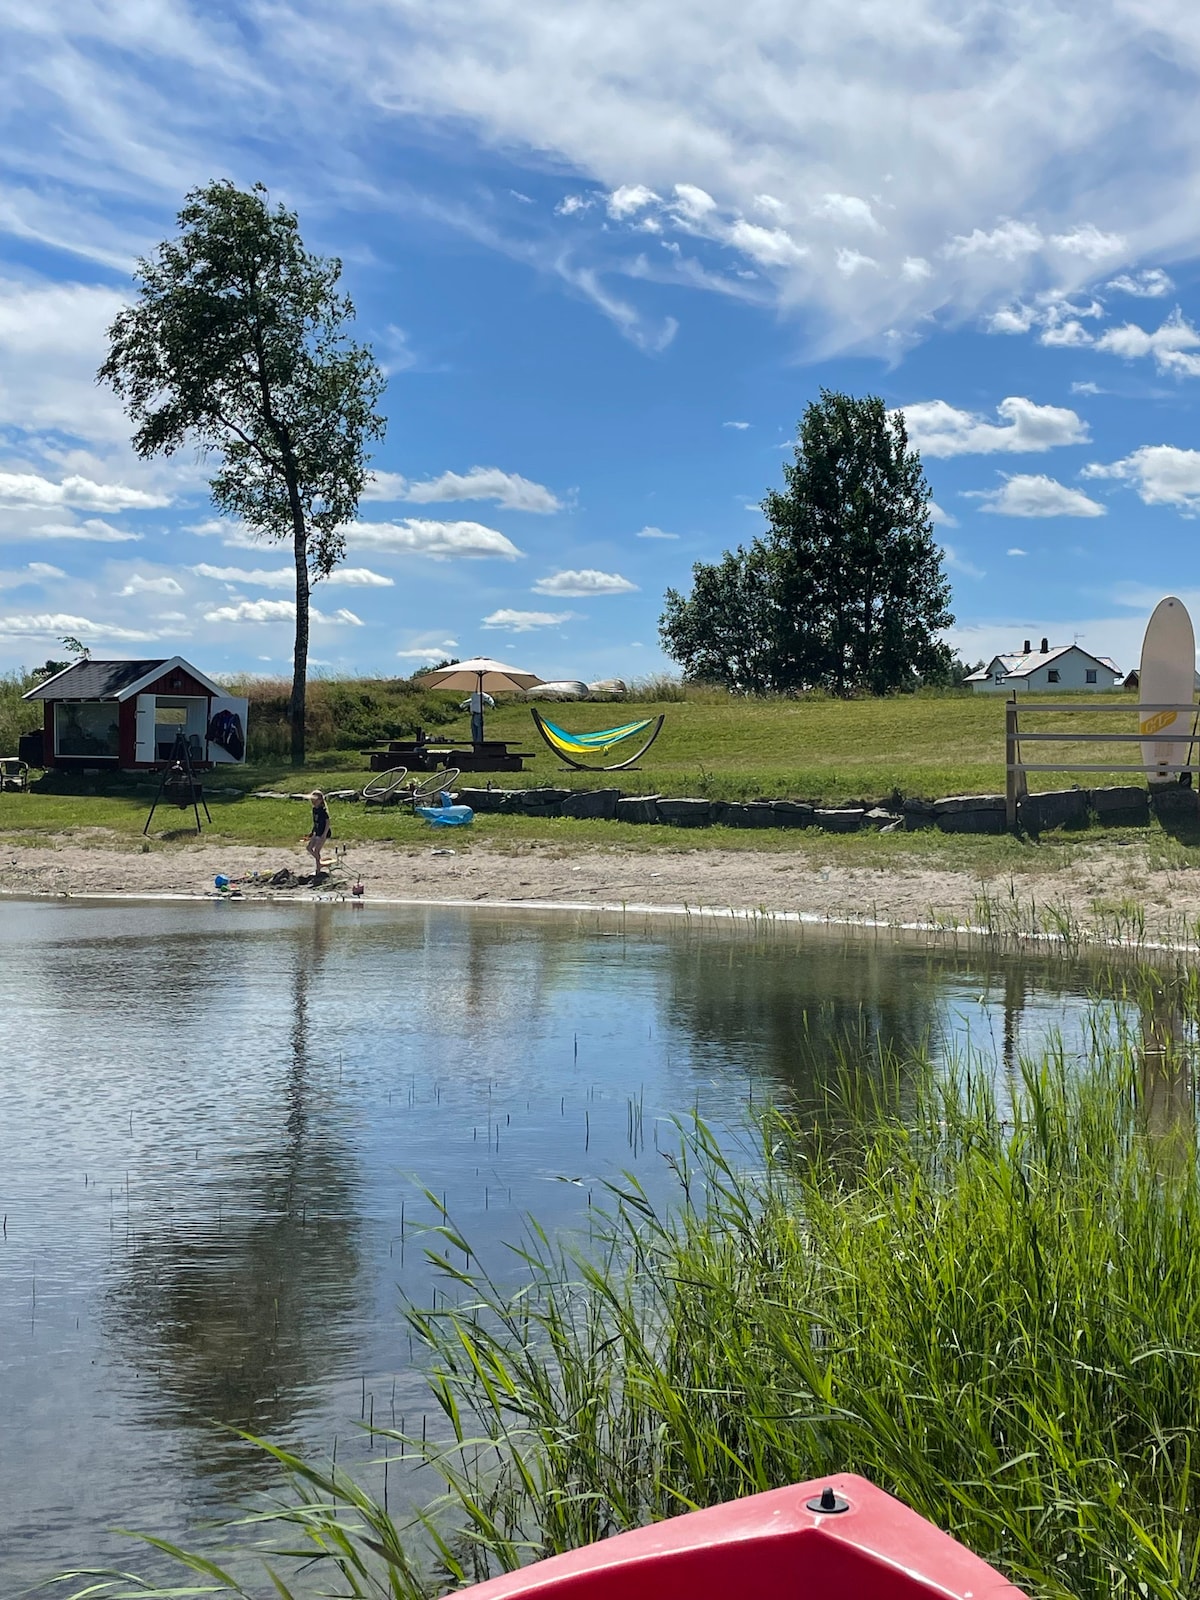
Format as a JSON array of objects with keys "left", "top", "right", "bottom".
[{"left": 964, "top": 637, "right": 1122, "bottom": 694}]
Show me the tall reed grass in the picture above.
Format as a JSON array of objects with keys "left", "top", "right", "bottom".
[{"left": 61, "top": 1000, "right": 1200, "bottom": 1600}]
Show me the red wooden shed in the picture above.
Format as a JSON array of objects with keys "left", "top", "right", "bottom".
[{"left": 22, "top": 656, "right": 248, "bottom": 771}]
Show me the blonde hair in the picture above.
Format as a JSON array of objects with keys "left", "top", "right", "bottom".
[{"left": 309, "top": 789, "right": 325, "bottom": 803}]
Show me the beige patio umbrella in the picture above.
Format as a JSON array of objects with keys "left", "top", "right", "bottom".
[{"left": 416, "top": 656, "right": 544, "bottom": 742}]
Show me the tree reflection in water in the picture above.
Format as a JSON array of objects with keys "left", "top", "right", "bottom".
[{"left": 106, "top": 908, "right": 363, "bottom": 1492}]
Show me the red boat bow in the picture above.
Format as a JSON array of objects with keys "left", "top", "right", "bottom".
[{"left": 452, "top": 1475, "right": 1023, "bottom": 1598}]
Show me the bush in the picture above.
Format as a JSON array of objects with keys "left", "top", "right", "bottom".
[{"left": 0, "top": 670, "right": 43, "bottom": 755}]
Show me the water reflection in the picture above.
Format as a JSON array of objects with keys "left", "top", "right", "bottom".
[
  {"left": 0, "top": 899, "right": 1147, "bottom": 1586},
  {"left": 107, "top": 911, "right": 363, "bottom": 1480},
  {"left": 1136, "top": 971, "right": 1197, "bottom": 1172}
]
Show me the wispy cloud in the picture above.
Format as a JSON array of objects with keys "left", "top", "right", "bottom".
[
  {"left": 532, "top": 569, "right": 638, "bottom": 596},
  {"left": 481, "top": 608, "right": 575, "bottom": 631},
  {"left": 636, "top": 525, "right": 678, "bottom": 539}
]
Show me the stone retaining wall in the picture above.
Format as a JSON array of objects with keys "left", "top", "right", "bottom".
[{"left": 455, "top": 784, "right": 1160, "bottom": 835}]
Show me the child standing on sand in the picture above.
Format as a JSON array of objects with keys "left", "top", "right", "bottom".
[{"left": 305, "top": 790, "right": 332, "bottom": 878}]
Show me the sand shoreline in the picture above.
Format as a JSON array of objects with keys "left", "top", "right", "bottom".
[{"left": 2, "top": 833, "right": 1198, "bottom": 949}]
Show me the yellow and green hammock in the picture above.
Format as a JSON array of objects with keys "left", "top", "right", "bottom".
[{"left": 530, "top": 708, "right": 666, "bottom": 771}]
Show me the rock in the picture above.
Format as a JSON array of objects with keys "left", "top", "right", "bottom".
[
  {"left": 616, "top": 794, "right": 662, "bottom": 824},
  {"left": 456, "top": 787, "right": 508, "bottom": 813},
  {"left": 901, "top": 797, "right": 938, "bottom": 831},
  {"left": 934, "top": 795, "right": 1007, "bottom": 834},
  {"left": 561, "top": 788, "right": 621, "bottom": 820},
  {"left": 711, "top": 800, "right": 775, "bottom": 828},
  {"left": 1089, "top": 785, "right": 1150, "bottom": 826},
  {"left": 1018, "top": 788, "right": 1088, "bottom": 834},
  {"left": 1150, "top": 784, "right": 1200, "bottom": 822},
  {"left": 771, "top": 800, "right": 816, "bottom": 829},
  {"left": 815, "top": 807, "right": 865, "bottom": 833},
  {"left": 656, "top": 797, "right": 712, "bottom": 827}
]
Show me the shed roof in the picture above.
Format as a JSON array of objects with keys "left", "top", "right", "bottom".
[{"left": 23, "top": 656, "right": 224, "bottom": 702}]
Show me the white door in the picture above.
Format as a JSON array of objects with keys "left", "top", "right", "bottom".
[
  {"left": 206, "top": 695, "right": 249, "bottom": 763},
  {"left": 135, "top": 694, "right": 157, "bottom": 763}
]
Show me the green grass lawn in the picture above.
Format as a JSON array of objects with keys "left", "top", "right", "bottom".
[{"left": 0, "top": 687, "right": 1184, "bottom": 862}]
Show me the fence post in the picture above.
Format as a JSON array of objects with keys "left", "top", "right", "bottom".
[{"left": 1005, "top": 695, "right": 1020, "bottom": 831}]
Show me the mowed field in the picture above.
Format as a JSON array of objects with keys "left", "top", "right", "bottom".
[{"left": 0, "top": 685, "right": 1173, "bottom": 852}]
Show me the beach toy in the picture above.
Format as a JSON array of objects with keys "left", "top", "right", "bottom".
[
  {"left": 214, "top": 874, "right": 230, "bottom": 889},
  {"left": 416, "top": 803, "right": 474, "bottom": 827}
]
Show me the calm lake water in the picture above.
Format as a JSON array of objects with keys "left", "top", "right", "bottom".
[{"left": 0, "top": 897, "right": 1130, "bottom": 1588}]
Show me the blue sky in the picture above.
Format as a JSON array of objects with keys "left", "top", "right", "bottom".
[{"left": 4, "top": 0, "right": 1200, "bottom": 682}]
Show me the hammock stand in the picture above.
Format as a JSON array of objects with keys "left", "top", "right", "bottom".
[{"left": 530, "top": 708, "right": 666, "bottom": 772}]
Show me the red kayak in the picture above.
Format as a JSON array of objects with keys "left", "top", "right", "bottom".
[{"left": 452, "top": 1475, "right": 1023, "bottom": 1598}]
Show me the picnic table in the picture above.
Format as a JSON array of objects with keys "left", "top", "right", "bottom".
[{"left": 362, "top": 738, "right": 533, "bottom": 773}]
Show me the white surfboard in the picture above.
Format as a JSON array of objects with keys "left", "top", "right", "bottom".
[{"left": 1139, "top": 596, "right": 1196, "bottom": 781}]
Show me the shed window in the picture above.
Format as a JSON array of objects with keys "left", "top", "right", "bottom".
[
  {"left": 1086, "top": 669, "right": 1097, "bottom": 683},
  {"left": 55, "top": 701, "right": 119, "bottom": 758},
  {"left": 1048, "top": 669, "right": 1060, "bottom": 683}
]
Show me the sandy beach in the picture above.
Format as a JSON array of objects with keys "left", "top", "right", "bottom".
[{"left": 2, "top": 832, "right": 1197, "bottom": 945}]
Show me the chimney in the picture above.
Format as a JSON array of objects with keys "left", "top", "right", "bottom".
[
  {"left": 1040, "top": 636, "right": 1049, "bottom": 653},
  {"left": 1023, "top": 639, "right": 1031, "bottom": 654}
]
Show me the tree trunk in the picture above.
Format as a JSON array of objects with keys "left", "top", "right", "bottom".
[{"left": 289, "top": 488, "right": 310, "bottom": 768}]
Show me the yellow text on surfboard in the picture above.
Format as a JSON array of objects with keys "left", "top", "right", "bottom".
[{"left": 1141, "top": 709, "right": 1180, "bottom": 737}]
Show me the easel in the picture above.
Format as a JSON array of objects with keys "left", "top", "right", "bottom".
[{"left": 144, "top": 730, "right": 212, "bottom": 836}]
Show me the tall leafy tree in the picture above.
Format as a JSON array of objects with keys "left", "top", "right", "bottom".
[
  {"left": 100, "top": 180, "right": 387, "bottom": 765},
  {"left": 660, "top": 390, "right": 953, "bottom": 695}
]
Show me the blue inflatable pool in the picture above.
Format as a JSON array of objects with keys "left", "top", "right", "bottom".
[{"left": 416, "top": 803, "right": 474, "bottom": 827}]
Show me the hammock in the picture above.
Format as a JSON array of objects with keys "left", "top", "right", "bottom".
[{"left": 530, "top": 708, "right": 666, "bottom": 772}]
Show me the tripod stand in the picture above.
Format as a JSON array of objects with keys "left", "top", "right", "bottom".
[{"left": 143, "top": 729, "right": 212, "bottom": 836}]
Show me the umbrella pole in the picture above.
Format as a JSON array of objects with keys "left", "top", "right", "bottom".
[{"left": 472, "top": 670, "right": 485, "bottom": 748}]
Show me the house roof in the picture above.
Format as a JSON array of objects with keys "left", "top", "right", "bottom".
[
  {"left": 23, "top": 655, "right": 224, "bottom": 702},
  {"left": 966, "top": 644, "right": 1121, "bottom": 683}
]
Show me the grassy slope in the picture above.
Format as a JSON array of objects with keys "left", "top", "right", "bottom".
[{"left": 0, "top": 684, "right": 1187, "bottom": 865}]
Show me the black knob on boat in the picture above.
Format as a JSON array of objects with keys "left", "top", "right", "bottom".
[{"left": 806, "top": 1486, "right": 850, "bottom": 1513}]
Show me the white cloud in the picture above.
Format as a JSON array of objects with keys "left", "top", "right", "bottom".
[
  {"left": 967, "top": 474, "right": 1106, "bottom": 518},
  {"left": 202, "top": 599, "right": 364, "bottom": 625},
  {"left": 27, "top": 562, "right": 66, "bottom": 578},
  {"left": 928, "top": 501, "right": 958, "bottom": 528},
  {"left": 190, "top": 561, "right": 392, "bottom": 589},
  {"left": 403, "top": 466, "right": 562, "bottom": 513},
  {"left": 555, "top": 194, "right": 592, "bottom": 216},
  {"left": 5, "top": 518, "right": 142, "bottom": 542},
  {"left": 901, "top": 257, "right": 932, "bottom": 282},
  {"left": 482, "top": 608, "right": 575, "bottom": 631},
  {"left": 671, "top": 184, "right": 719, "bottom": 225},
  {"left": 1039, "top": 317, "right": 1093, "bottom": 348},
  {"left": 989, "top": 303, "right": 1038, "bottom": 335},
  {"left": 397, "top": 640, "right": 458, "bottom": 660},
  {"left": 1071, "top": 381, "right": 1102, "bottom": 395},
  {"left": 1106, "top": 269, "right": 1173, "bottom": 298},
  {"left": 901, "top": 396, "right": 1088, "bottom": 457},
  {"left": 533, "top": 568, "right": 638, "bottom": 596},
  {"left": 361, "top": 471, "right": 412, "bottom": 502},
  {"left": 946, "top": 220, "right": 1043, "bottom": 260},
  {"left": 1049, "top": 224, "right": 1125, "bottom": 258},
  {"left": 0, "top": 611, "right": 162, "bottom": 641},
  {"left": 320, "top": 567, "right": 395, "bottom": 587},
  {"left": 940, "top": 544, "right": 984, "bottom": 580},
  {"left": 1095, "top": 309, "right": 1200, "bottom": 376},
  {"left": 0, "top": 280, "right": 130, "bottom": 444},
  {"left": 727, "top": 221, "right": 807, "bottom": 267},
  {"left": 0, "top": 471, "right": 169, "bottom": 512},
  {"left": 192, "top": 563, "right": 293, "bottom": 589},
  {"left": 119, "top": 574, "right": 184, "bottom": 596},
  {"left": 753, "top": 194, "right": 788, "bottom": 220},
  {"left": 1007, "top": 547, "right": 1028, "bottom": 556},
  {"left": 722, "top": 420, "right": 750, "bottom": 430},
  {"left": 812, "top": 193, "right": 881, "bottom": 232},
  {"left": 607, "top": 184, "right": 660, "bottom": 219},
  {"left": 1083, "top": 445, "right": 1200, "bottom": 513},
  {"left": 636, "top": 525, "right": 678, "bottom": 539},
  {"left": 348, "top": 519, "right": 524, "bottom": 559},
  {"left": 835, "top": 248, "right": 877, "bottom": 275}
]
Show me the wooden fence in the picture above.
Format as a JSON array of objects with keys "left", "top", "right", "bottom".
[{"left": 1005, "top": 695, "right": 1200, "bottom": 829}]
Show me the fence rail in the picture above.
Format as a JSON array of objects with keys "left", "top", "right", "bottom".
[{"left": 1004, "top": 696, "right": 1200, "bottom": 829}]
